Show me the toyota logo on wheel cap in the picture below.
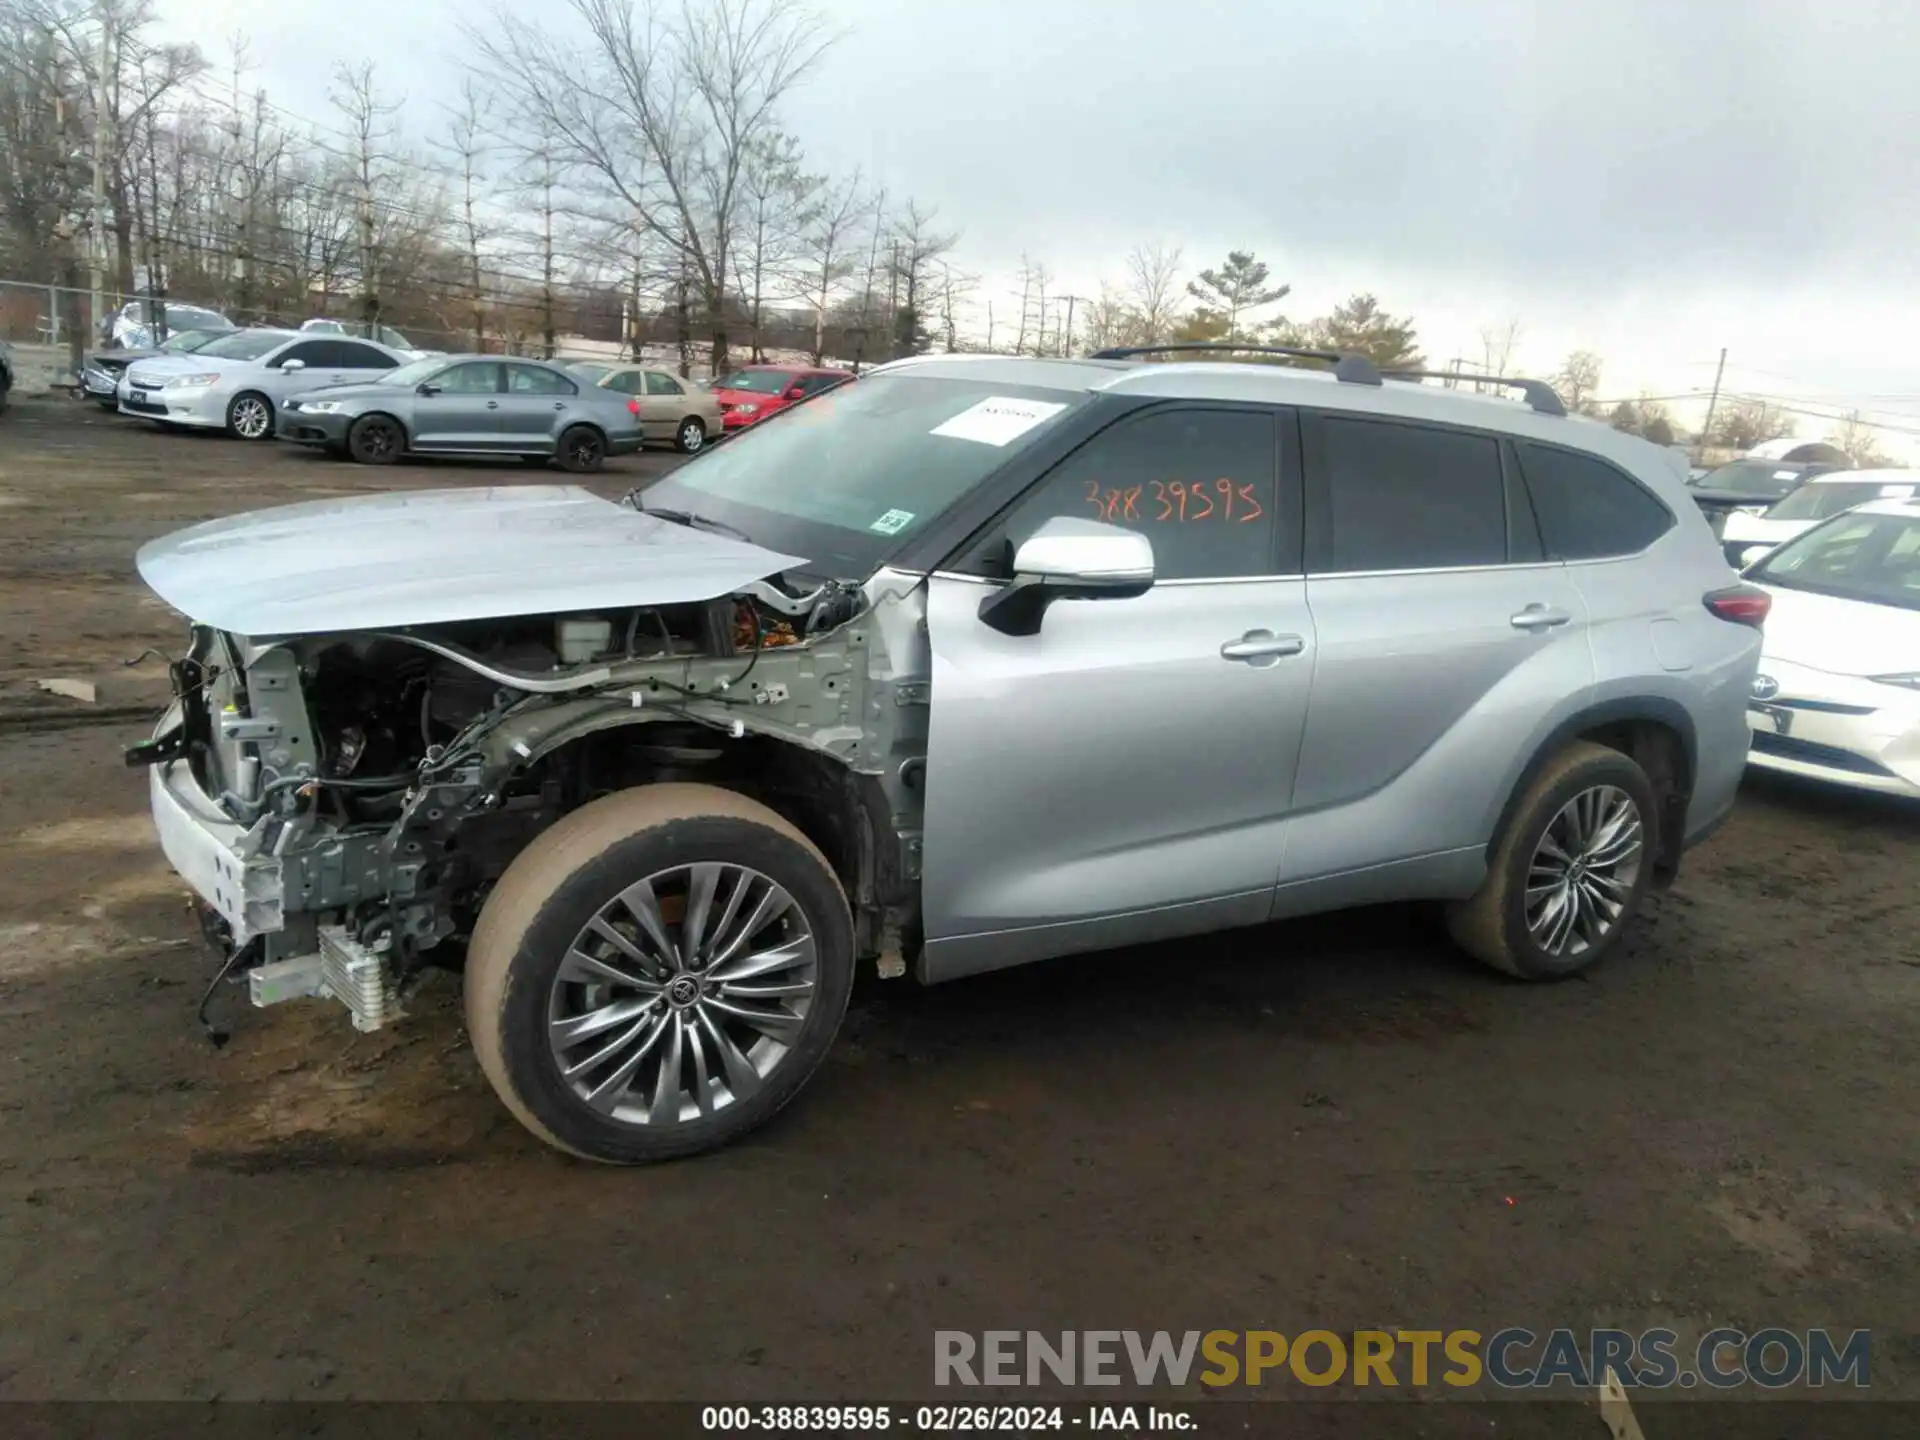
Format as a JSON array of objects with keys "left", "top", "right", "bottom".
[{"left": 1751, "top": 674, "right": 1780, "bottom": 701}]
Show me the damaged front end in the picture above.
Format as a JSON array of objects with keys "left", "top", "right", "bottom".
[{"left": 131, "top": 486, "right": 929, "bottom": 1035}]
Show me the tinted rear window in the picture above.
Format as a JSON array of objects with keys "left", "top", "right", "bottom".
[
  {"left": 1516, "top": 442, "right": 1674, "bottom": 559},
  {"left": 1314, "top": 416, "right": 1506, "bottom": 571}
]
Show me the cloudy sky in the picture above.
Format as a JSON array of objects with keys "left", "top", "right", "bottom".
[{"left": 154, "top": 0, "right": 1920, "bottom": 456}]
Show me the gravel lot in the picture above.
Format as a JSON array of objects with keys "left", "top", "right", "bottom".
[{"left": 0, "top": 396, "right": 1915, "bottom": 1434}]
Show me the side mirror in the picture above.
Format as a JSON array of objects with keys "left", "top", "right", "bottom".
[
  {"left": 978, "top": 517, "right": 1155, "bottom": 637},
  {"left": 280, "top": 357, "right": 306, "bottom": 372},
  {"left": 417, "top": 383, "right": 442, "bottom": 397}
]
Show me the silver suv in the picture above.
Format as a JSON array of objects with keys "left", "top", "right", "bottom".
[{"left": 129, "top": 345, "right": 1766, "bottom": 1162}]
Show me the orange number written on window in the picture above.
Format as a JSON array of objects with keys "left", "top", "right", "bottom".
[{"left": 1083, "top": 478, "right": 1264, "bottom": 525}]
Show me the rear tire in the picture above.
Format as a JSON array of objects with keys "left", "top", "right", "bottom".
[
  {"left": 1447, "top": 741, "right": 1658, "bottom": 980},
  {"left": 226, "top": 390, "right": 274, "bottom": 441},
  {"left": 558, "top": 424, "right": 607, "bottom": 473},
  {"left": 675, "top": 416, "right": 707, "bottom": 454},
  {"left": 346, "top": 414, "right": 403, "bottom": 465},
  {"left": 465, "top": 784, "right": 855, "bottom": 1163}
]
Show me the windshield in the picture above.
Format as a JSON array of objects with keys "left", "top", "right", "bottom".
[
  {"left": 197, "top": 331, "right": 295, "bottom": 362},
  {"left": 640, "top": 373, "right": 1084, "bottom": 577},
  {"left": 160, "top": 329, "right": 230, "bottom": 353},
  {"left": 1690, "top": 459, "right": 1813, "bottom": 498},
  {"left": 1752, "top": 510, "right": 1920, "bottom": 611},
  {"left": 713, "top": 369, "right": 793, "bottom": 394},
  {"left": 1766, "top": 478, "right": 1916, "bottom": 521},
  {"left": 569, "top": 362, "right": 613, "bottom": 384}
]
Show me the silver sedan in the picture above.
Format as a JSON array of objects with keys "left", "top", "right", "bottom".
[{"left": 119, "top": 329, "right": 410, "bottom": 440}]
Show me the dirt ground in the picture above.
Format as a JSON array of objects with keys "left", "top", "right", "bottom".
[{"left": 0, "top": 397, "right": 1915, "bottom": 1432}]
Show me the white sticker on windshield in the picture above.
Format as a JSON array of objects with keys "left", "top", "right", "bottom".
[
  {"left": 930, "top": 396, "right": 1068, "bottom": 447},
  {"left": 1878, "top": 484, "right": 1914, "bottom": 497},
  {"left": 1772, "top": 469, "right": 1799, "bottom": 480},
  {"left": 869, "top": 508, "right": 915, "bottom": 535}
]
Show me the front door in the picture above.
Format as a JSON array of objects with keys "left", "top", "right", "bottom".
[
  {"left": 921, "top": 404, "right": 1315, "bottom": 980},
  {"left": 411, "top": 361, "right": 504, "bottom": 450},
  {"left": 496, "top": 362, "right": 576, "bottom": 451}
]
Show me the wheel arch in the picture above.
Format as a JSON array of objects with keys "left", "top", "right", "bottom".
[
  {"left": 1486, "top": 697, "right": 1697, "bottom": 885},
  {"left": 508, "top": 722, "right": 908, "bottom": 962}
]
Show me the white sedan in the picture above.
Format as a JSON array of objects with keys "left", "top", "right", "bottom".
[
  {"left": 1744, "top": 498, "right": 1920, "bottom": 798},
  {"left": 120, "top": 329, "right": 408, "bottom": 439},
  {"left": 1721, "top": 468, "right": 1917, "bottom": 569}
]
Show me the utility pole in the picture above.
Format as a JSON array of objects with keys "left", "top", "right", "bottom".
[
  {"left": 1062, "top": 294, "right": 1077, "bottom": 358},
  {"left": 1698, "top": 347, "right": 1727, "bottom": 446},
  {"left": 89, "top": 7, "right": 110, "bottom": 346}
]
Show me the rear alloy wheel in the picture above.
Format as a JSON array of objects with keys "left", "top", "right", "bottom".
[
  {"left": 226, "top": 391, "right": 273, "bottom": 441},
  {"left": 558, "top": 425, "right": 607, "bottom": 473},
  {"left": 465, "top": 784, "right": 855, "bottom": 1163},
  {"left": 347, "top": 414, "right": 403, "bottom": 466},
  {"left": 1447, "top": 740, "right": 1657, "bottom": 980},
  {"left": 676, "top": 417, "right": 707, "bottom": 454}
]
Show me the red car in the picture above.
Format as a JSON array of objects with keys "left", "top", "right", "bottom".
[{"left": 709, "top": 364, "right": 852, "bottom": 431}]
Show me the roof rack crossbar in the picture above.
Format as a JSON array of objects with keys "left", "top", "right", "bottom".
[
  {"left": 1090, "top": 342, "right": 1383, "bottom": 387},
  {"left": 1382, "top": 367, "right": 1568, "bottom": 417}
]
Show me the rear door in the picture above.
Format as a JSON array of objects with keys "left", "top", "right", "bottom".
[
  {"left": 326, "top": 339, "right": 400, "bottom": 388},
  {"left": 411, "top": 361, "right": 503, "bottom": 450},
  {"left": 1283, "top": 412, "right": 1593, "bottom": 894},
  {"left": 921, "top": 404, "right": 1317, "bottom": 978},
  {"left": 496, "top": 363, "right": 578, "bottom": 450},
  {"left": 643, "top": 370, "right": 691, "bottom": 440}
]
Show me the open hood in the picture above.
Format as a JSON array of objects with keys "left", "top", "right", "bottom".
[{"left": 136, "top": 486, "right": 808, "bottom": 637}]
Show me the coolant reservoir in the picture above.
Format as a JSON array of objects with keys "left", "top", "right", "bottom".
[{"left": 556, "top": 617, "right": 613, "bottom": 665}]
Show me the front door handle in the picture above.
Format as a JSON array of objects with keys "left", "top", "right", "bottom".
[
  {"left": 1221, "top": 630, "right": 1306, "bottom": 665},
  {"left": 1510, "top": 604, "right": 1572, "bottom": 631}
]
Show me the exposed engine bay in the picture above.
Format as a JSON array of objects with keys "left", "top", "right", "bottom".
[{"left": 141, "top": 567, "right": 929, "bottom": 1033}]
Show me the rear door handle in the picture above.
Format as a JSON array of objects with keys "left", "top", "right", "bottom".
[
  {"left": 1510, "top": 604, "right": 1572, "bottom": 631},
  {"left": 1221, "top": 630, "right": 1306, "bottom": 664},
  {"left": 486, "top": 400, "right": 499, "bottom": 409}
]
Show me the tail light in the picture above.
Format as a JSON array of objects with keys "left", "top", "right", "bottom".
[
  {"left": 1704, "top": 582, "right": 1771, "bottom": 627},
  {"left": 626, "top": 399, "right": 641, "bottom": 415}
]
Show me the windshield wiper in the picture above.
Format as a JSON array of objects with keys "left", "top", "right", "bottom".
[{"left": 639, "top": 505, "right": 756, "bottom": 544}]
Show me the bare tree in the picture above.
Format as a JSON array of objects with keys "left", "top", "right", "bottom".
[
  {"left": 437, "top": 77, "right": 495, "bottom": 349},
  {"left": 329, "top": 61, "right": 403, "bottom": 331},
  {"left": 1828, "top": 410, "right": 1893, "bottom": 468},
  {"left": 1081, "top": 281, "right": 1133, "bottom": 352},
  {"left": 797, "top": 165, "right": 864, "bottom": 364},
  {"left": 932, "top": 261, "right": 976, "bottom": 353},
  {"left": 1708, "top": 397, "right": 1796, "bottom": 450},
  {"left": 1478, "top": 318, "right": 1523, "bottom": 385},
  {"left": 1123, "top": 241, "right": 1183, "bottom": 344},
  {"left": 731, "top": 127, "right": 805, "bottom": 361},
  {"left": 467, "top": 0, "right": 834, "bottom": 375},
  {"left": 1553, "top": 349, "right": 1603, "bottom": 416},
  {"left": 886, "top": 197, "right": 956, "bottom": 359}
]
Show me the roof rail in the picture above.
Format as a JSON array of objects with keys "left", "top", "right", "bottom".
[
  {"left": 1090, "top": 342, "right": 1382, "bottom": 387},
  {"left": 1383, "top": 367, "right": 1568, "bottom": 417}
]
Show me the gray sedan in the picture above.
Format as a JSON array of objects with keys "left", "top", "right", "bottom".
[
  {"left": 121, "top": 329, "right": 411, "bottom": 439},
  {"left": 275, "top": 355, "right": 646, "bottom": 471}
]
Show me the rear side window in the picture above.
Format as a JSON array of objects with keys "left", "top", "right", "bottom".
[
  {"left": 1515, "top": 442, "right": 1674, "bottom": 559},
  {"left": 507, "top": 364, "right": 576, "bottom": 395},
  {"left": 645, "top": 372, "right": 685, "bottom": 397},
  {"left": 334, "top": 341, "right": 396, "bottom": 370},
  {"left": 1311, "top": 416, "right": 1506, "bottom": 572},
  {"left": 995, "top": 408, "right": 1282, "bottom": 581},
  {"left": 277, "top": 340, "right": 332, "bottom": 368},
  {"left": 798, "top": 373, "right": 845, "bottom": 396}
]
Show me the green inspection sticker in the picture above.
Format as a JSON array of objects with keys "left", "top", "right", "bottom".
[{"left": 868, "top": 509, "right": 915, "bottom": 535}]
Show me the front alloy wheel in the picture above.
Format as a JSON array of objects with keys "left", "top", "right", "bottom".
[
  {"left": 227, "top": 392, "right": 273, "bottom": 440},
  {"left": 546, "top": 862, "right": 817, "bottom": 1125},
  {"left": 465, "top": 784, "right": 855, "bottom": 1162}
]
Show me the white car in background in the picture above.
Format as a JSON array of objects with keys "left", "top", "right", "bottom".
[
  {"left": 1744, "top": 497, "right": 1920, "bottom": 798},
  {"left": 120, "top": 329, "right": 408, "bottom": 439},
  {"left": 1722, "top": 469, "right": 1917, "bottom": 569}
]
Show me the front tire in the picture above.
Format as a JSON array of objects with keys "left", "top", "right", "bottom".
[
  {"left": 465, "top": 784, "right": 855, "bottom": 1163},
  {"left": 226, "top": 390, "right": 274, "bottom": 441},
  {"left": 1447, "top": 741, "right": 1657, "bottom": 980},
  {"left": 346, "top": 414, "right": 403, "bottom": 465},
  {"left": 558, "top": 424, "right": 606, "bottom": 473}
]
